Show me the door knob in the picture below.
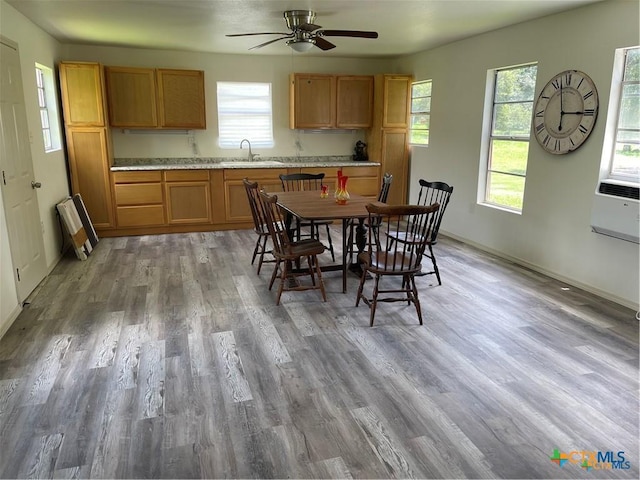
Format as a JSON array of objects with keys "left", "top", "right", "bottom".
[{"left": 31, "top": 181, "right": 42, "bottom": 189}]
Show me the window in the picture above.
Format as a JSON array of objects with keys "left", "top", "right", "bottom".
[
  {"left": 35, "top": 64, "right": 61, "bottom": 152},
  {"left": 609, "top": 47, "right": 640, "bottom": 182},
  {"left": 217, "top": 82, "right": 273, "bottom": 148},
  {"left": 409, "top": 80, "right": 431, "bottom": 145},
  {"left": 483, "top": 64, "right": 537, "bottom": 211}
]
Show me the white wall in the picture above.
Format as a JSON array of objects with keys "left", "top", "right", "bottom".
[
  {"left": 0, "top": 0, "right": 68, "bottom": 334},
  {"left": 63, "top": 45, "right": 394, "bottom": 159},
  {"left": 397, "top": 0, "right": 639, "bottom": 309}
]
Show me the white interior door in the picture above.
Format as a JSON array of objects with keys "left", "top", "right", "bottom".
[{"left": 0, "top": 38, "right": 47, "bottom": 302}]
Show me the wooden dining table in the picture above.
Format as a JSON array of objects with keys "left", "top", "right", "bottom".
[{"left": 274, "top": 190, "right": 384, "bottom": 293}]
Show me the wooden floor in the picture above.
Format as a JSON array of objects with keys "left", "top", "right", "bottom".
[{"left": 0, "top": 229, "right": 637, "bottom": 479}]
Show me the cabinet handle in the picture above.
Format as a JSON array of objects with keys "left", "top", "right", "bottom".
[{"left": 31, "top": 181, "right": 42, "bottom": 189}]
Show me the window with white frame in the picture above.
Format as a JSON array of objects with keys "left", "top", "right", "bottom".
[
  {"left": 410, "top": 80, "right": 431, "bottom": 145},
  {"left": 483, "top": 64, "right": 537, "bottom": 211},
  {"left": 35, "top": 64, "right": 61, "bottom": 152},
  {"left": 217, "top": 82, "right": 274, "bottom": 148},
  {"left": 609, "top": 46, "right": 640, "bottom": 182}
]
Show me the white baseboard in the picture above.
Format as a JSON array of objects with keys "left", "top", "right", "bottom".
[
  {"left": 441, "top": 231, "right": 639, "bottom": 312},
  {"left": 0, "top": 303, "right": 22, "bottom": 340}
]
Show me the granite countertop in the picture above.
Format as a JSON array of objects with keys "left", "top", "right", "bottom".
[{"left": 111, "top": 156, "right": 380, "bottom": 171}]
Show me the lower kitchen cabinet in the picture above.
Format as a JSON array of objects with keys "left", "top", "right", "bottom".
[
  {"left": 223, "top": 168, "right": 286, "bottom": 223},
  {"left": 165, "top": 170, "right": 212, "bottom": 224},
  {"left": 341, "top": 166, "right": 380, "bottom": 199},
  {"left": 113, "top": 171, "right": 165, "bottom": 227}
]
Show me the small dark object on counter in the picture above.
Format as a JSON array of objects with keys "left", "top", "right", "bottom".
[{"left": 353, "top": 140, "right": 368, "bottom": 161}]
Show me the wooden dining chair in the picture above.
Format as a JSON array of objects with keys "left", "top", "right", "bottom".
[
  {"left": 356, "top": 202, "right": 440, "bottom": 326},
  {"left": 346, "top": 172, "right": 393, "bottom": 263},
  {"left": 279, "top": 172, "right": 335, "bottom": 261},
  {"left": 242, "top": 178, "right": 275, "bottom": 274},
  {"left": 412, "top": 180, "right": 454, "bottom": 285},
  {"left": 257, "top": 190, "right": 327, "bottom": 305}
]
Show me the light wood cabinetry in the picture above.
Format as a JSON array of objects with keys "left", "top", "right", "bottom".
[
  {"left": 367, "top": 74, "right": 412, "bottom": 205},
  {"left": 164, "top": 170, "right": 212, "bottom": 224},
  {"left": 223, "top": 168, "right": 286, "bottom": 223},
  {"left": 289, "top": 73, "right": 373, "bottom": 129},
  {"left": 113, "top": 171, "right": 164, "bottom": 227},
  {"left": 341, "top": 166, "right": 380, "bottom": 199},
  {"left": 336, "top": 76, "right": 374, "bottom": 128},
  {"left": 59, "top": 62, "right": 115, "bottom": 229},
  {"left": 105, "top": 66, "right": 205, "bottom": 129},
  {"left": 157, "top": 69, "right": 206, "bottom": 129}
]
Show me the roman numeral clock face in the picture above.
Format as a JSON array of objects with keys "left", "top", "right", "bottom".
[{"left": 533, "top": 70, "right": 598, "bottom": 154}]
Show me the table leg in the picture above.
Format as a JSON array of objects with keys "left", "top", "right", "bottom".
[{"left": 342, "top": 219, "right": 347, "bottom": 293}]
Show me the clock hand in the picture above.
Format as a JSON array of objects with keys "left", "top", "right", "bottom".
[{"left": 558, "top": 79, "right": 564, "bottom": 131}]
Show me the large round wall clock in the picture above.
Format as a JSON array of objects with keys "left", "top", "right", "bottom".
[{"left": 533, "top": 69, "right": 599, "bottom": 154}]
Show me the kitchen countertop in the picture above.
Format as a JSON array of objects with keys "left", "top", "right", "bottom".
[{"left": 111, "top": 156, "right": 380, "bottom": 171}]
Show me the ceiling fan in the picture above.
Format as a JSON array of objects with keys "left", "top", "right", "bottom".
[{"left": 226, "top": 10, "right": 378, "bottom": 52}]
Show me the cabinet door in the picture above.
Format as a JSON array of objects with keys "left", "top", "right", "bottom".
[
  {"left": 223, "top": 169, "right": 285, "bottom": 223},
  {"left": 381, "top": 129, "right": 409, "bottom": 205},
  {"left": 165, "top": 182, "right": 212, "bottom": 224},
  {"left": 66, "top": 128, "right": 115, "bottom": 228},
  {"left": 290, "top": 74, "right": 335, "bottom": 128},
  {"left": 336, "top": 76, "right": 373, "bottom": 128},
  {"left": 59, "top": 62, "right": 105, "bottom": 126},
  {"left": 105, "top": 66, "right": 158, "bottom": 127},
  {"left": 157, "top": 69, "right": 206, "bottom": 129},
  {"left": 383, "top": 75, "right": 412, "bottom": 128}
]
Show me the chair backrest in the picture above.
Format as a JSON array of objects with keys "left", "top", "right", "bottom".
[
  {"left": 279, "top": 172, "right": 325, "bottom": 192},
  {"left": 416, "top": 180, "right": 453, "bottom": 243},
  {"left": 243, "top": 178, "right": 268, "bottom": 234},
  {"left": 366, "top": 202, "right": 440, "bottom": 273},
  {"left": 378, "top": 172, "right": 393, "bottom": 203},
  {"left": 257, "top": 190, "right": 290, "bottom": 255}
]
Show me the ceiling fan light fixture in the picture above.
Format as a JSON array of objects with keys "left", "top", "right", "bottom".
[{"left": 287, "top": 38, "right": 315, "bottom": 52}]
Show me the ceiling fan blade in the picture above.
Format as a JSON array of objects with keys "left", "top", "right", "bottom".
[
  {"left": 298, "top": 23, "right": 322, "bottom": 32},
  {"left": 249, "top": 36, "right": 292, "bottom": 50},
  {"left": 226, "top": 32, "right": 291, "bottom": 37},
  {"left": 319, "top": 29, "right": 379, "bottom": 39},
  {"left": 313, "top": 37, "right": 336, "bottom": 51}
]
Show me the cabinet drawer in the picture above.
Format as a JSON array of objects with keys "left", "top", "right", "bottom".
[
  {"left": 116, "top": 205, "right": 165, "bottom": 227},
  {"left": 223, "top": 168, "right": 287, "bottom": 180},
  {"left": 342, "top": 166, "right": 380, "bottom": 177},
  {"left": 115, "top": 183, "right": 163, "bottom": 205},
  {"left": 113, "top": 171, "right": 162, "bottom": 183},
  {"left": 164, "top": 170, "right": 209, "bottom": 182}
]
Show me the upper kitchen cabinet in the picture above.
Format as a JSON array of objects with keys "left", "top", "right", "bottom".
[
  {"left": 336, "top": 75, "right": 373, "bottom": 128},
  {"left": 289, "top": 73, "right": 373, "bottom": 129},
  {"left": 157, "top": 69, "right": 206, "bottom": 129},
  {"left": 105, "top": 66, "right": 206, "bottom": 129},
  {"left": 382, "top": 75, "right": 411, "bottom": 128},
  {"left": 58, "top": 62, "right": 106, "bottom": 126}
]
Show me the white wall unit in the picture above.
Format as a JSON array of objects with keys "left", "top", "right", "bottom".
[{"left": 591, "top": 181, "right": 640, "bottom": 244}]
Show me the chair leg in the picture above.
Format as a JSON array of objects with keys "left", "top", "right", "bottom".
[
  {"left": 322, "top": 224, "right": 335, "bottom": 262},
  {"left": 429, "top": 244, "right": 442, "bottom": 285},
  {"left": 355, "top": 265, "right": 367, "bottom": 307},
  {"left": 268, "top": 259, "right": 280, "bottom": 291},
  {"left": 346, "top": 222, "right": 355, "bottom": 264},
  {"left": 251, "top": 235, "right": 261, "bottom": 265},
  {"left": 403, "top": 274, "right": 412, "bottom": 305},
  {"left": 313, "top": 255, "right": 327, "bottom": 302},
  {"left": 307, "top": 256, "right": 316, "bottom": 286},
  {"left": 256, "top": 235, "right": 269, "bottom": 274},
  {"left": 276, "top": 258, "right": 289, "bottom": 306},
  {"left": 370, "top": 275, "right": 380, "bottom": 327},
  {"left": 409, "top": 274, "right": 423, "bottom": 325}
]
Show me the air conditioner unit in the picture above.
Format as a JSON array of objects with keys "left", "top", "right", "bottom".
[{"left": 590, "top": 180, "right": 640, "bottom": 244}]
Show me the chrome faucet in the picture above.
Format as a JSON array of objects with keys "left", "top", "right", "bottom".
[{"left": 240, "top": 138, "right": 259, "bottom": 161}]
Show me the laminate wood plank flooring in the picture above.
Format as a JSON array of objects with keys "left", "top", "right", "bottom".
[{"left": 0, "top": 230, "right": 637, "bottom": 479}]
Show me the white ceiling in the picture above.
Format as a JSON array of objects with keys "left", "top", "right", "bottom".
[{"left": 6, "top": 0, "right": 602, "bottom": 58}]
